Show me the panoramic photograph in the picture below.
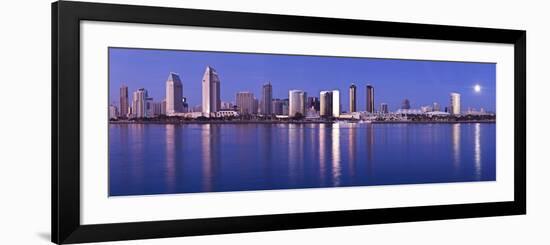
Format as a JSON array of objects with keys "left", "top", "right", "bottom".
[{"left": 108, "top": 47, "right": 496, "bottom": 197}]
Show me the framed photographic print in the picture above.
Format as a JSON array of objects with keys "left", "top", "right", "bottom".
[{"left": 52, "top": 1, "right": 526, "bottom": 244}]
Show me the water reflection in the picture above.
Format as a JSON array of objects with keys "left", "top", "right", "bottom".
[
  {"left": 288, "top": 124, "right": 305, "bottom": 183},
  {"left": 348, "top": 124, "right": 357, "bottom": 179},
  {"left": 452, "top": 123, "right": 461, "bottom": 169},
  {"left": 201, "top": 124, "right": 220, "bottom": 192},
  {"left": 331, "top": 123, "right": 341, "bottom": 186},
  {"left": 366, "top": 123, "right": 374, "bottom": 173},
  {"left": 318, "top": 123, "right": 327, "bottom": 184},
  {"left": 109, "top": 123, "right": 496, "bottom": 196},
  {"left": 165, "top": 124, "right": 176, "bottom": 192},
  {"left": 474, "top": 123, "right": 481, "bottom": 180},
  {"left": 261, "top": 125, "right": 273, "bottom": 184},
  {"left": 129, "top": 124, "right": 144, "bottom": 180}
]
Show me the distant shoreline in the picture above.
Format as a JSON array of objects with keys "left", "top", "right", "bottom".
[{"left": 109, "top": 120, "right": 496, "bottom": 125}]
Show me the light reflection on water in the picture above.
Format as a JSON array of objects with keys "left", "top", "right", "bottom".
[{"left": 109, "top": 123, "right": 496, "bottom": 196}]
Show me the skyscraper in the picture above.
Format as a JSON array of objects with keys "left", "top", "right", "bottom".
[
  {"left": 152, "top": 102, "right": 164, "bottom": 116},
  {"left": 272, "top": 99, "right": 285, "bottom": 115},
  {"left": 320, "top": 91, "right": 333, "bottom": 117},
  {"left": 253, "top": 98, "right": 259, "bottom": 114},
  {"left": 165, "top": 72, "right": 183, "bottom": 115},
  {"left": 260, "top": 83, "right": 273, "bottom": 115},
  {"left": 282, "top": 99, "right": 289, "bottom": 116},
  {"left": 289, "top": 90, "right": 307, "bottom": 117},
  {"left": 132, "top": 88, "right": 148, "bottom": 118},
  {"left": 366, "top": 84, "right": 374, "bottom": 113},
  {"left": 332, "top": 90, "right": 341, "bottom": 117},
  {"left": 380, "top": 103, "right": 389, "bottom": 114},
  {"left": 201, "top": 66, "right": 221, "bottom": 114},
  {"left": 236, "top": 92, "right": 254, "bottom": 115},
  {"left": 119, "top": 85, "right": 128, "bottom": 118},
  {"left": 402, "top": 99, "right": 411, "bottom": 109},
  {"left": 349, "top": 84, "right": 357, "bottom": 113},
  {"left": 306, "top": 97, "right": 320, "bottom": 111},
  {"left": 450, "top": 92, "right": 461, "bottom": 115}
]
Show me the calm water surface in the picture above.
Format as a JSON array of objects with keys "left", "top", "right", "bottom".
[{"left": 109, "top": 123, "right": 496, "bottom": 196}]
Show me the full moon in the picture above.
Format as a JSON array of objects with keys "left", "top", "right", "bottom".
[{"left": 474, "top": 84, "right": 481, "bottom": 93}]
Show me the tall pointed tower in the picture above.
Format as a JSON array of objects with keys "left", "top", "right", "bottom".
[
  {"left": 201, "top": 66, "right": 221, "bottom": 114},
  {"left": 165, "top": 72, "right": 183, "bottom": 115}
]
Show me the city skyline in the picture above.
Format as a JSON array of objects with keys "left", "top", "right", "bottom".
[{"left": 109, "top": 48, "right": 496, "bottom": 112}]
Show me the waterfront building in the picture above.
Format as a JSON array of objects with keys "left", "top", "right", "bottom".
[
  {"left": 421, "top": 105, "right": 432, "bottom": 113},
  {"left": 289, "top": 90, "right": 307, "bottom": 117},
  {"left": 165, "top": 72, "right": 183, "bottom": 115},
  {"left": 253, "top": 98, "right": 259, "bottom": 114},
  {"left": 306, "top": 108, "right": 320, "bottom": 119},
  {"left": 201, "top": 66, "right": 221, "bottom": 114},
  {"left": 450, "top": 92, "right": 461, "bottom": 115},
  {"left": 221, "top": 101, "right": 234, "bottom": 110},
  {"left": 433, "top": 102, "right": 440, "bottom": 112},
  {"left": 319, "top": 91, "right": 333, "bottom": 117},
  {"left": 146, "top": 99, "right": 154, "bottom": 116},
  {"left": 272, "top": 99, "right": 285, "bottom": 115},
  {"left": 109, "top": 104, "right": 118, "bottom": 119},
  {"left": 349, "top": 84, "right": 357, "bottom": 112},
  {"left": 307, "top": 96, "right": 320, "bottom": 111},
  {"left": 181, "top": 97, "right": 189, "bottom": 112},
  {"left": 119, "top": 85, "right": 128, "bottom": 118},
  {"left": 282, "top": 99, "right": 289, "bottom": 115},
  {"left": 380, "top": 103, "right": 389, "bottom": 114},
  {"left": 402, "top": 99, "right": 411, "bottom": 109},
  {"left": 132, "top": 88, "right": 148, "bottom": 118},
  {"left": 332, "top": 90, "right": 341, "bottom": 117},
  {"left": 366, "top": 84, "right": 374, "bottom": 113},
  {"left": 236, "top": 92, "right": 255, "bottom": 115},
  {"left": 214, "top": 110, "right": 239, "bottom": 118},
  {"left": 161, "top": 100, "right": 167, "bottom": 115},
  {"left": 152, "top": 102, "right": 164, "bottom": 116},
  {"left": 260, "top": 83, "right": 273, "bottom": 115}
]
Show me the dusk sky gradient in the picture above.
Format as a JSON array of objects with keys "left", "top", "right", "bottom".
[{"left": 109, "top": 47, "right": 496, "bottom": 112}]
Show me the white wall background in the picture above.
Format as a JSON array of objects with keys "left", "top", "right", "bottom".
[{"left": 0, "top": 0, "right": 547, "bottom": 244}]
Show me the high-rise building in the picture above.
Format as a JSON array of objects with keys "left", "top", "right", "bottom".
[
  {"left": 289, "top": 90, "right": 307, "bottom": 117},
  {"left": 320, "top": 91, "right": 333, "bottom": 117},
  {"left": 119, "top": 85, "right": 128, "bottom": 118},
  {"left": 450, "top": 92, "right": 461, "bottom": 115},
  {"left": 253, "top": 98, "right": 259, "bottom": 114},
  {"left": 332, "top": 90, "right": 341, "bottom": 117},
  {"left": 260, "top": 83, "right": 273, "bottom": 115},
  {"left": 306, "top": 96, "right": 320, "bottom": 111},
  {"left": 236, "top": 92, "right": 254, "bottom": 115},
  {"left": 272, "top": 99, "right": 285, "bottom": 115},
  {"left": 282, "top": 99, "right": 289, "bottom": 116},
  {"left": 402, "top": 99, "right": 411, "bottom": 109},
  {"left": 366, "top": 84, "right": 374, "bottom": 113},
  {"left": 109, "top": 104, "right": 118, "bottom": 119},
  {"left": 201, "top": 66, "right": 221, "bottom": 114},
  {"left": 181, "top": 97, "right": 188, "bottom": 112},
  {"left": 349, "top": 84, "right": 357, "bottom": 112},
  {"left": 165, "top": 72, "right": 183, "bottom": 115},
  {"left": 433, "top": 102, "right": 440, "bottom": 112},
  {"left": 380, "top": 103, "right": 389, "bottom": 114},
  {"left": 132, "top": 88, "right": 148, "bottom": 118},
  {"left": 152, "top": 102, "right": 164, "bottom": 116},
  {"left": 161, "top": 100, "right": 167, "bottom": 115}
]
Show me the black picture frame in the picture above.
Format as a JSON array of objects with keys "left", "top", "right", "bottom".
[{"left": 52, "top": 1, "right": 526, "bottom": 244}]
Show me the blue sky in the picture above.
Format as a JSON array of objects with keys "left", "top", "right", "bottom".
[{"left": 109, "top": 47, "right": 496, "bottom": 112}]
